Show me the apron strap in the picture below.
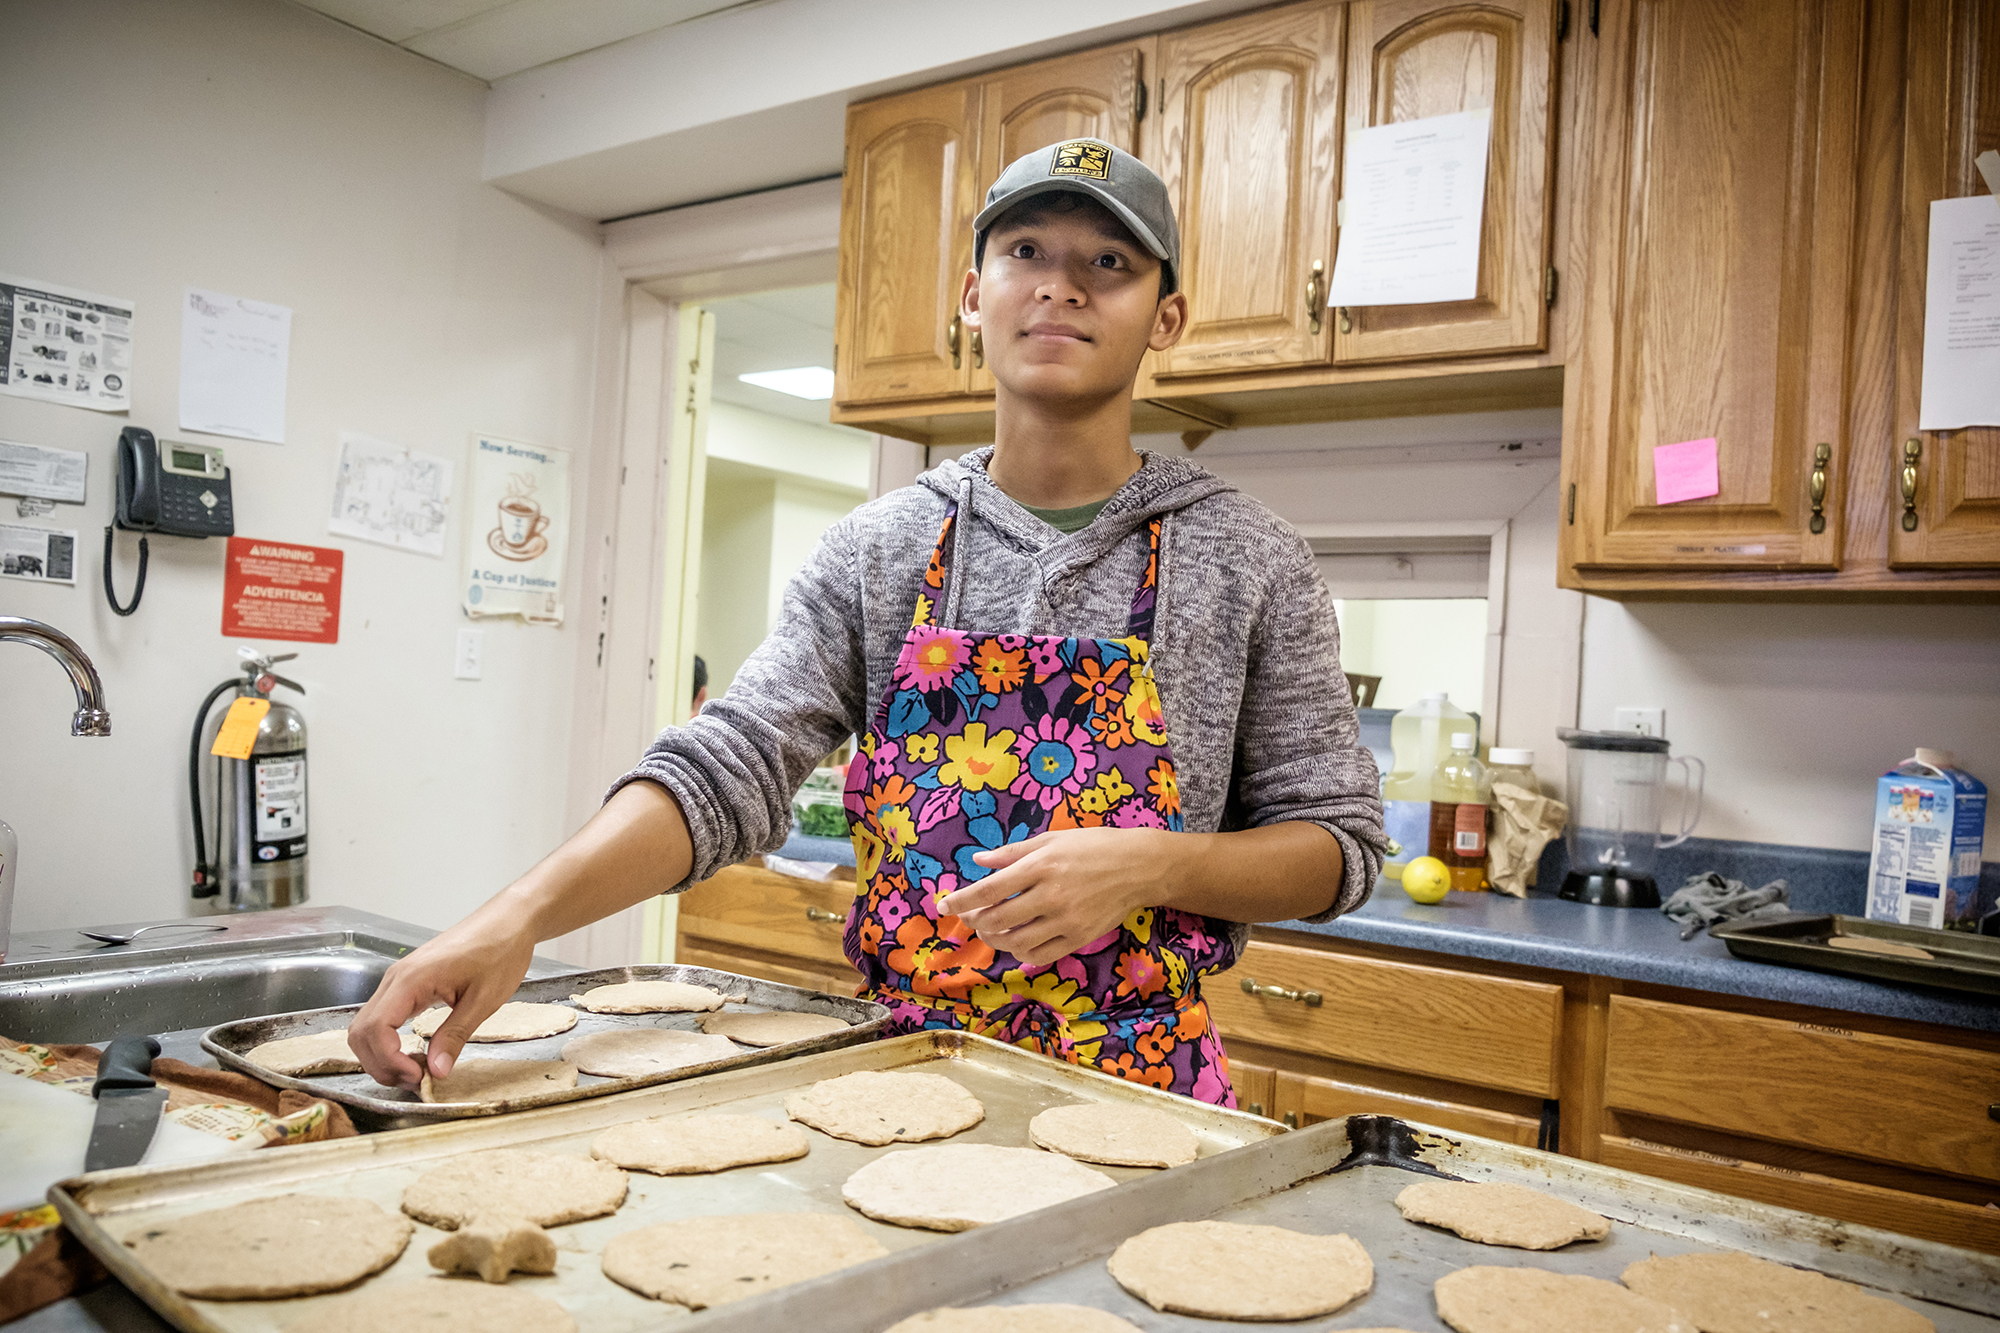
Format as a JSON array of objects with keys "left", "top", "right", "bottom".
[{"left": 1125, "top": 516, "right": 1165, "bottom": 641}]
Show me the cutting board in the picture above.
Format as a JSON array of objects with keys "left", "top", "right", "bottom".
[{"left": 0, "top": 1073, "right": 243, "bottom": 1212}]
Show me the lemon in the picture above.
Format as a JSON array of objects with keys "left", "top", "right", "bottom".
[{"left": 1401, "top": 856, "right": 1451, "bottom": 903}]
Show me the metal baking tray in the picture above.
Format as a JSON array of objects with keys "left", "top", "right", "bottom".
[
  {"left": 52, "top": 1029, "right": 1285, "bottom": 1333},
  {"left": 201, "top": 963, "right": 890, "bottom": 1128},
  {"left": 1712, "top": 912, "right": 2000, "bottom": 994},
  {"left": 695, "top": 1114, "right": 2000, "bottom": 1333}
]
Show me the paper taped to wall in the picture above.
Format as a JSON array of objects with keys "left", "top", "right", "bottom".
[
  {"left": 329, "top": 430, "right": 453, "bottom": 557},
  {"left": 1327, "top": 109, "right": 1491, "bottom": 309},
  {"left": 180, "top": 288, "right": 291, "bottom": 444},
  {"left": 462, "top": 434, "right": 567, "bottom": 625},
  {"left": 0, "top": 275, "right": 133, "bottom": 412},
  {"left": 1920, "top": 195, "right": 2000, "bottom": 430},
  {"left": 0, "top": 522, "right": 77, "bottom": 584},
  {"left": 0, "top": 439, "right": 87, "bottom": 503}
]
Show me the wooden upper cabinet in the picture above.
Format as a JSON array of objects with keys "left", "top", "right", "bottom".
[
  {"left": 1334, "top": 0, "right": 1558, "bottom": 363},
  {"left": 1153, "top": 1, "right": 1345, "bottom": 378},
  {"left": 835, "top": 81, "right": 981, "bottom": 405},
  {"left": 968, "top": 41, "right": 1150, "bottom": 395},
  {"left": 1561, "top": 0, "right": 1865, "bottom": 574},
  {"left": 1890, "top": 0, "right": 2000, "bottom": 568}
]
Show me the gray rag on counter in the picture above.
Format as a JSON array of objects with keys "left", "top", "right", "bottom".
[{"left": 1661, "top": 871, "right": 1791, "bottom": 939}]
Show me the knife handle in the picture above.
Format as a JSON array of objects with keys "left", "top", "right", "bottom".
[{"left": 94, "top": 1036, "right": 161, "bottom": 1094}]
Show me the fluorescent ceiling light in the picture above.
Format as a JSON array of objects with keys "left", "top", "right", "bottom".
[{"left": 738, "top": 366, "right": 835, "bottom": 400}]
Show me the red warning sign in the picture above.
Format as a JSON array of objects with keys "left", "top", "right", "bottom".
[{"left": 222, "top": 537, "right": 343, "bottom": 644}]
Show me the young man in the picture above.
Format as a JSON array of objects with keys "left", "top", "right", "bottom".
[{"left": 351, "top": 139, "right": 1384, "bottom": 1104}]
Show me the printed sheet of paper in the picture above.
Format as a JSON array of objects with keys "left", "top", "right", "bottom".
[
  {"left": 0, "top": 275, "right": 133, "bottom": 412},
  {"left": 1921, "top": 195, "right": 2000, "bottom": 429},
  {"left": 463, "top": 434, "right": 567, "bottom": 625},
  {"left": 1327, "top": 109, "right": 1491, "bottom": 308},
  {"left": 0, "top": 439, "right": 87, "bottom": 503},
  {"left": 180, "top": 288, "right": 291, "bottom": 444},
  {"left": 329, "top": 430, "right": 453, "bottom": 557},
  {"left": 0, "top": 522, "right": 77, "bottom": 584}
]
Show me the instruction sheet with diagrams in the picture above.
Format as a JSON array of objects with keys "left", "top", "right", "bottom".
[
  {"left": 328, "top": 429, "right": 453, "bottom": 557},
  {"left": 1921, "top": 193, "right": 2000, "bottom": 430},
  {"left": 0, "top": 274, "right": 134, "bottom": 411},
  {"left": 0, "top": 521, "right": 77, "bottom": 584}
]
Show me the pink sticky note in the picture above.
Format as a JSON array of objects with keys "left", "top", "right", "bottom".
[{"left": 1653, "top": 437, "right": 1720, "bottom": 505}]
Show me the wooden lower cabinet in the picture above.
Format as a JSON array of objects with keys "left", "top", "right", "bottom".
[
  {"left": 676, "top": 862, "right": 865, "bottom": 999},
  {"left": 1272, "top": 1070, "right": 1545, "bottom": 1146}
]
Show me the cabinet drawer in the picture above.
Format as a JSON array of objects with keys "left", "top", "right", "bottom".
[
  {"left": 1603, "top": 995, "right": 2000, "bottom": 1184},
  {"left": 677, "top": 864, "right": 857, "bottom": 971},
  {"left": 675, "top": 941, "right": 864, "bottom": 1001},
  {"left": 1207, "top": 940, "right": 1564, "bottom": 1097},
  {"left": 1274, "top": 1070, "right": 1543, "bottom": 1147}
]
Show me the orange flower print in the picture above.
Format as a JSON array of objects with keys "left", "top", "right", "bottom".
[
  {"left": 1173, "top": 1002, "right": 1210, "bottom": 1043},
  {"left": 1134, "top": 1023, "right": 1177, "bottom": 1064},
  {"left": 1088, "top": 705, "right": 1136, "bottom": 749},
  {"left": 866, "top": 774, "right": 919, "bottom": 861},
  {"left": 1113, "top": 948, "right": 1168, "bottom": 1002},
  {"left": 1069, "top": 658, "right": 1127, "bottom": 714},
  {"left": 1146, "top": 758, "right": 1180, "bottom": 817},
  {"left": 857, "top": 917, "right": 884, "bottom": 955},
  {"left": 1108, "top": 1052, "right": 1174, "bottom": 1090},
  {"left": 969, "top": 638, "right": 1028, "bottom": 693},
  {"left": 924, "top": 517, "right": 952, "bottom": 589}
]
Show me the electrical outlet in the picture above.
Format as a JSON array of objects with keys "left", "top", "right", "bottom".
[
  {"left": 1614, "top": 706, "right": 1664, "bottom": 737},
  {"left": 454, "top": 628, "right": 483, "bottom": 681}
]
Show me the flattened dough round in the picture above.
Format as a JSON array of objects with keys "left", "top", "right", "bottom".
[
  {"left": 1621, "top": 1251, "right": 1936, "bottom": 1333},
  {"left": 1827, "top": 935, "right": 1934, "bottom": 960},
  {"left": 123, "top": 1194, "right": 411, "bottom": 1299},
  {"left": 420, "top": 1059, "right": 577, "bottom": 1105},
  {"left": 426, "top": 1215, "right": 557, "bottom": 1284},
  {"left": 402, "top": 1149, "right": 628, "bottom": 1229},
  {"left": 843, "top": 1144, "right": 1115, "bottom": 1231},
  {"left": 600, "top": 1213, "right": 887, "bottom": 1310},
  {"left": 410, "top": 1001, "right": 577, "bottom": 1042},
  {"left": 1107, "top": 1220, "right": 1372, "bottom": 1320},
  {"left": 558, "top": 1028, "right": 741, "bottom": 1078},
  {"left": 883, "top": 1307, "right": 1145, "bottom": 1332},
  {"left": 591, "top": 1113, "right": 809, "bottom": 1175},
  {"left": 1396, "top": 1179, "right": 1611, "bottom": 1250},
  {"left": 1436, "top": 1266, "right": 1695, "bottom": 1333},
  {"left": 700, "top": 1010, "right": 849, "bottom": 1046},
  {"left": 244, "top": 1028, "right": 421, "bottom": 1078},
  {"left": 786, "top": 1070, "right": 984, "bottom": 1145},
  {"left": 570, "top": 980, "right": 734, "bottom": 1013},
  {"left": 282, "top": 1279, "right": 577, "bottom": 1332},
  {"left": 1029, "top": 1102, "right": 1199, "bottom": 1168}
]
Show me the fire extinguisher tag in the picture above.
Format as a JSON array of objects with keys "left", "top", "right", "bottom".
[{"left": 210, "top": 697, "right": 272, "bottom": 760}]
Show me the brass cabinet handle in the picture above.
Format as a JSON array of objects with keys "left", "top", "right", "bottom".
[
  {"left": 805, "top": 906, "right": 843, "bottom": 924},
  {"left": 1901, "top": 438, "right": 1921, "bottom": 532},
  {"left": 1989, "top": 1103, "right": 1999, "bottom": 1123},
  {"left": 1246, "top": 1101, "right": 1265, "bottom": 1118},
  {"left": 1240, "top": 975, "right": 1323, "bottom": 1007},
  {"left": 1306, "top": 260, "right": 1325, "bottom": 336},
  {"left": 1283, "top": 1111, "right": 1300, "bottom": 1129},
  {"left": 971, "top": 327, "right": 983, "bottom": 369},
  {"left": 947, "top": 313, "right": 962, "bottom": 369},
  {"left": 1809, "top": 443, "right": 1830, "bottom": 535},
  {"left": 1338, "top": 306, "right": 1353, "bottom": 335}
]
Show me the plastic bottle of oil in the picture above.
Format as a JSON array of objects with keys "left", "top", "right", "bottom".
[
  {"left": 1429, "top": 732, "right": 1491, "bottom": 891},
  {"left": 1381, "top": 693, "right": 1478, "bottom": 880}
]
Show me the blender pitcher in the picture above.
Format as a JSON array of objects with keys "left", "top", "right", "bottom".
[{"left": 1556, "top": 729, "right": 1705, "bottom": 907}]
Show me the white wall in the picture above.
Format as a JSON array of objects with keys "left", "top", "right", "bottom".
[
  {"left": 0, "top": 0, "right": 611, "bottom": 934},
  {"left": 695, "top": 463, "right": 776, "bottom": 697}
]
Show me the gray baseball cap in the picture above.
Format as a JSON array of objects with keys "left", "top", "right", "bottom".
[{"left": 973, "top": 138, "right": 1181, "bottom": 294}]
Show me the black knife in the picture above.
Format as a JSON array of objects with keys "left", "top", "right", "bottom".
[{"left": 86, "top": 1036, "right": 168, "bottom": 1172}]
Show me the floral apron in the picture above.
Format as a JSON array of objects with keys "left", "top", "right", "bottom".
[{"left": 842, "top": 505, "right": 1237, "bottom": 1104}]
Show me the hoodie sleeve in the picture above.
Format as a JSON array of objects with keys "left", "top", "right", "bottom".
[
  {"left": 607, "top": 515, "right": 870, "bottom": 889},
  {"left": 1229, "top": 530, "right": 1388, "bottom": 920}
]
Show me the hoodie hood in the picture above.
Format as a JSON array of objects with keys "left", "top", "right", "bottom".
[{"left": 919, "top": 446, "right": 1236, "bottom": 561}]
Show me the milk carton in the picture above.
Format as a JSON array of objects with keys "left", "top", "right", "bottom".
[{"left": 1865, "top": 749, "right": 1987, "bottom": 931}]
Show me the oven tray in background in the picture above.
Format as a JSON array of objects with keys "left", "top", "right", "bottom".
[
  {"left": 698, "top": 1114, "right": 2000, "bottom": 1333},
  {"left": 53, "top": 1030, "right": 1285, "bottom": 1333},
  {"left": 201, "top": 963, "right": 890, "bottom": 1128},
  {"left": 1712, "top": 912, "right": 2000, "bottom": 995}
]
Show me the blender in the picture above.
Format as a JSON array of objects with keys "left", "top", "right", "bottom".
[{"left": 1557, "top": 728, "right": 1705, "bottom": 907}]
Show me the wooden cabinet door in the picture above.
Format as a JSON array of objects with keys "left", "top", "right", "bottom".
[
  {"left": 1890, "top": 0, "right": 2000, "bottom": 568},
  {"left": 1561, "top": 0, "right": 1865, "bottom": 573},
  {"left": 1334, "top": 0, "right": 1559, "bottom": 363},
  {"left": 1272, "top": 1070, "right": 1543, "bottom": 1145},
  {"left": 1153, "top": 0, "right": 1345, "bottom": 378},
  {"left": 969, "top": 41, "right": 1150, "bottom": 394},
  {"left": 835, "top": 81, "right": 981, "bottom": 405}
]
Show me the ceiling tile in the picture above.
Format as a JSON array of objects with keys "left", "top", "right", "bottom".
[
  {"left": 403, "top": 0, "right": 747, "bottom": 81},
  {"left": 293, "top": 0, "right": 516, "bottom": 46}
]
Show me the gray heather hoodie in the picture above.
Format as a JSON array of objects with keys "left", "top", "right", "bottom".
[{"left": 612, "top": 447, "right": 1386, "bottom": 945}]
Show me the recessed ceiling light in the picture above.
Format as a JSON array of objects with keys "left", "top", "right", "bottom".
[{"left": 737, "top": 366, "right": 835, "bottom": 400}]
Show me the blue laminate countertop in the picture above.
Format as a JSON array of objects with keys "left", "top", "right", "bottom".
[{"left": 1278, "top": 882, "right": 1999, "bottom": 1035}]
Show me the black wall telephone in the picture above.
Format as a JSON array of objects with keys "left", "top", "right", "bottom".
[{"left": 105, "top": 427, "right": 236, "bottom": 616}]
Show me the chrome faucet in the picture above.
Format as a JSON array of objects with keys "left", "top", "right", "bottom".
[{"left": 0, "top": 617, "right": 111, "bottom": 735}]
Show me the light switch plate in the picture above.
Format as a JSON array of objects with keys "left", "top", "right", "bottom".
[
  {"left": 454, "top": 628, "right": 483, "bottom": 680},
  {"left": 1614, "top": 706, "right": 1664, "bottom": 737}
]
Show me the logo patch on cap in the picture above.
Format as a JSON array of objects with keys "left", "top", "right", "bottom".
[{"left": 1049, "top": 140, "right": 1112, "bottom": 180}]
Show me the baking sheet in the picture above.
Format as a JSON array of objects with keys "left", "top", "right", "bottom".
[
  {"left": 201, "top": 964, "right": 890, "bottom": 1128},
  {"left": 1713, "top": 912, "right": 2000, "bottom": 994},
  {"left": 692, "top": 1115, "right": 2000, "bottom": 1333},
  {"left": 52, "top": 1030, "right": 1285, "bottom": 1333}
]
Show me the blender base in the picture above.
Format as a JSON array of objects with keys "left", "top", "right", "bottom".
[{"left": 1559, "top": 870, "right": 1661, "bottom": 909}]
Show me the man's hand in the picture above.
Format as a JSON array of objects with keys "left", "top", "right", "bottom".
[
  {"left": 936, "top": 827, "right": 1173, "bottom": 967},
  {"left": 348, "top": 909, "right": 537, "bottom": 1090}
]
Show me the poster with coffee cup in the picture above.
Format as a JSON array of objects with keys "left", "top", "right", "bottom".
[{"left": 462, "top": 433, "right": 568, "bottom": 625}]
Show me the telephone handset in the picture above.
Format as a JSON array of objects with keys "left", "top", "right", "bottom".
[{"left": 115, "top": 427, "right": 235, "bottom": 537}]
